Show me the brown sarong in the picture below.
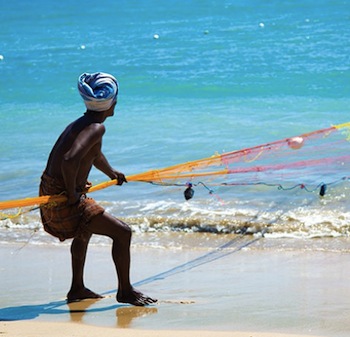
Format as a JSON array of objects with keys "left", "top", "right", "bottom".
[{"left": 39, "top": 173, "right": 105, "bottom": 242}]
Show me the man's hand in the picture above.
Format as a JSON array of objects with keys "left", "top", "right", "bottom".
[
  {"left": 66, "top": 191, "right": 81, "bottom": 205},
  {"left": 112, "top": 170, "right": 128, "bottom": 185}
]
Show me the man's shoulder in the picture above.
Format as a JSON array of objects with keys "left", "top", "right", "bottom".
[{"left": 85, "top": 122, "right": 106, "bottom": 135}]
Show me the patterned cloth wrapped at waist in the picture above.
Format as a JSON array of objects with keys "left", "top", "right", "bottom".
[{"left": 39, "top": 173, "right": 104, "bottom": 242}]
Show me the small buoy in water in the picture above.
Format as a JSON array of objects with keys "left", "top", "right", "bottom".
[
  {"left": 288, "top": 137, "right": 304, "bottom": 150},
  {"left": 153, "top": 34, "right": 159, "bottom": 39},
  {"left": 319, "top": 184, "right": 327, "bottom": 197},
  {"left": 184, "top": 183, "right": 194, "bottom": 200},
  {"left": 259, "top": 22, "right": 265, "bottom": 28},
  {"left": 0, "top": 55, "right": 4, "bottom": 60}
]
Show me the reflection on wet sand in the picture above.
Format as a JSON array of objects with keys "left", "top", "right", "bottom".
[{"left": 116, "top": 306, "right": 158, "bottom": 328}]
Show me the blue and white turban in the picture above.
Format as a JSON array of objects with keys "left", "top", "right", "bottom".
[{"left": 78, "top": 72, "right": 119, "bottom": 112}]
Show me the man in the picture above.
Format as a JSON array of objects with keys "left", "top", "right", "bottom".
[{"left": 39, "top": 72, "right": 156, "bottom": 306}]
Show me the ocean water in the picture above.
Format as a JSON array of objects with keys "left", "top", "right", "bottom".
[{"left": 1, "top": 0, "right": 350, "bottom": 245}]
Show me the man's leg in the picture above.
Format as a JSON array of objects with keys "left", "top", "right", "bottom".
[
  {"left": 88, "top": 212, "right": 157, "bottom": 306},
  {"left": 67, "top": 232, "right": 103, "bottom": 302}
]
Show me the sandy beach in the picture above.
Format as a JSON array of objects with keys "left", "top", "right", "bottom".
[
  {"left": 1, "top": 320, "right": 328, "bottom": 337},
  {"left": 1, "top": 320, "right": 325, "bottom": 337},
  {"left": 1, "top": 233, "right": 350, "bottom": 337}
]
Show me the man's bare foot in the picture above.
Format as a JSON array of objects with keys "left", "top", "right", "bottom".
[
  {"left": 67, "top": 287, "right": 103, "bottom": 303},
  {"left": 117, "top": 287, "right": 157, "bottom": 306}
]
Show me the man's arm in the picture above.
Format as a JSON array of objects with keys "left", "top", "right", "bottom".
[{"left": 93, "top": 152, "right": 127, "bottom": 185}]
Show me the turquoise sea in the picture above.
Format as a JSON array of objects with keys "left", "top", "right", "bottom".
[{"left": 1, "top": 0, "right": 350, "bottom": 244}]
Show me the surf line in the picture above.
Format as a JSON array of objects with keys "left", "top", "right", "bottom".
[{"left": 102, "top": 229, "right": 266, "bottom": 297}]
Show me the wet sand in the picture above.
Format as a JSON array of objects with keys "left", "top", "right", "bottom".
[{"left": 1, "top": 233, "right": 350, "bottom": 337}]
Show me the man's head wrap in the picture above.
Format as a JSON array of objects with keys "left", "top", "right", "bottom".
[{"left": 78, "top": 72, "right": 119, "bottom": 112}]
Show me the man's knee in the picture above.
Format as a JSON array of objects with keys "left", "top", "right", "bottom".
[
  {"left": 78, "top": 230, "right": 93, "bottom": 242},
  {"left": 70, "top": 234, "right": 91, "bottom": 258},
  {"left": 117, "top": 220, "right": 132, "bottom": 240}
]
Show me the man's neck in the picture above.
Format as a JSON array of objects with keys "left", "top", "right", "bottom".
[{"left": 84, "top": 110, "right": 107, "bottom": 123}]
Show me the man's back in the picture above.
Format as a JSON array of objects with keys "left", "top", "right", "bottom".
[{"left": 44, "top": 115, "right": 104, "bottom": 187}]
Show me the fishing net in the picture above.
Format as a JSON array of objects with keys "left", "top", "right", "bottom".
[
  {"left": 1, "top": 122, "right": 350, "bottom": 214},
  {"left": 130, "top": 122, "right": 350, "bottom": 196}
]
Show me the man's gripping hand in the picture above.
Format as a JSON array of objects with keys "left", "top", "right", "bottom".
[
  {"left": 66, "top": 191, "right": 81, "bottom": 205},
  {"left": 112, "top": 170, "right": 128, "bottom": 185}
]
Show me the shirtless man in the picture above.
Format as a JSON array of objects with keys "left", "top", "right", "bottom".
[{"left": 39, "top": 72, "right": 156, "bottom": 306}]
